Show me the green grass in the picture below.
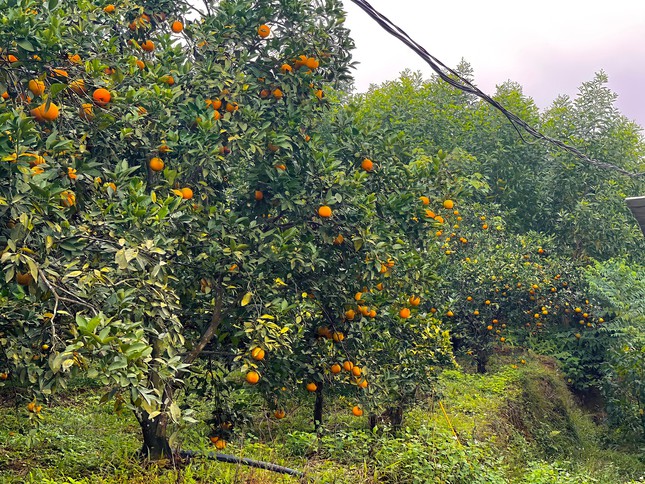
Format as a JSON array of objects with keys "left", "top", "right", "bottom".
[{"left": 1, "top": 354, "right": 644, "bottom": 483}]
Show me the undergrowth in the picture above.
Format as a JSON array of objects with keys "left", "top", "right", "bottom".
[{"left": 1, "top": 354, "right": 644, "bottom": 484}]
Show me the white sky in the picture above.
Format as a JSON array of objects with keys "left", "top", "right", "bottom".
[{"left": 342, "top": 0, "right": 645, "bottom": 127}]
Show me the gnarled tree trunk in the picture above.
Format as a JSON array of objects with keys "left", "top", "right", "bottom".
[{"left": 136, "top": 409, "right": 172, "bottom": 460}]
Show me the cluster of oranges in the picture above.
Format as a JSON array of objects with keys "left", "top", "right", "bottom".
[
  {"left": 244, "top": 346, "right": 267, "bottom": 386},
  {"left": 205, "top": 96, "right": 238, "bottom": 121}
]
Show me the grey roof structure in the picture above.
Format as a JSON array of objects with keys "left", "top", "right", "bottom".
[{"left": 626, "top": 196, "right": 645, "bottom": 235}]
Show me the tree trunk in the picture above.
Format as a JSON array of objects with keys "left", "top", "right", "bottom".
[
  {"left": 388, "top": 404, "right": 404, "bottom": 431},
  {"left": 368, "top": 413, "right": 378, "bottom": 431},
  {"left": 136, "top": 409, "right": 172, "bottom": 460},
  {"left": 313, "top": 382, "right": 324, "bottom": 430},
  {"left": 476, "top": 355, "right": 488, "bottom": 374}
]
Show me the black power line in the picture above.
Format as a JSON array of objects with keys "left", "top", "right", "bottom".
[{"left": 349, "top": 0, "right": 645, "bottom": 178}]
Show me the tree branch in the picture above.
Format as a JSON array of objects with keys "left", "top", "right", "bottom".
[{"left": 183, "top": 281, "right": 223, "bottom": 365}]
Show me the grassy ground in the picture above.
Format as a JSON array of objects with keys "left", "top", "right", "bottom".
[{"left": 1, "top": 354, "right": 644, "bottom": 483}]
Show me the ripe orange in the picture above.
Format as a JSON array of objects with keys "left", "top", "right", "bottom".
[
  {"left": 280, "top": 63, "right": 292, "bottom": 73},
  {"left": 272, "top": 88, "right": 283, "bottom": 99},
  {"left": 332, "top": 331, "right": 344, "bottom": 342},
  {"left": 409, "top": 295, "right": 420, "bottom": 307},
  {"left": 368, "top": 309, "right": 376, "bottom": 318},
  {"left": 306, "top": 382, "right": 317, "bottom": 392},
  {"left": 446, "top": 310, "right": 454, "bottom": 317},
  {"left": 28, "top": 79, "right": 45, "bottom": 96},
  {"left": 68, "top": 53, "right": 81, "bottom": 64},
  {"left": 419, "top": 196, "right": 430, "bottom": 205},
  {"left": 149, "top": 157, "right": 164, "bottom": 172},
  {"left": 60, "top": 190, "right": 76, "bottom": 207},
  {"left": 331, "top": 364, "right": 341, "bottom": 374},
  {"left": 342, "top": 361, "right": 354, "bottom": 371},
  {"left": 69, "top": 79, "right": 86, "bottom": 95},
  {"left": 352, "top": 405, "right": 363, "bottom": 417},
  {"left": 482, "top": 224, "right": 488, "bottom": 230},
  {"left": 141, "top": 40, "right": 155, "bottom": 52},
  {"left": 246, "top": 371, "right": 260, "bottom": 385},
  {"left": 333, "top": 234, "right": 344, "bottom": 245},
  {"left": 318, "top": 205, "right": 332, "bottom": 218},
  {"left": 68, "top": 167, "right": 77, "bottom": 180},
  {"left": 215, "top": 439, "right": 226, "bottom": 450},
  {"left": 181, "top": 187, "right": 193, "bottom": 200},
  {"left": 257, "top": 24, "right": 271, "bottom": 38},
  {"left": 251, "top": 347, "right": 265, "bottom": 361},
  {"left": 79, "top": 103, "right": 94, "bottom": 120},
  {"left": 443, "top": 200, "right": 453, "bottom": 209},
  {"left": 376, "top": 283, "right": 384, "bottom": 291},
  {"left": 31, "top": 102, "right": 59, "bottom": 122},
  {"left": 211, "top": 98, "right": 222, "bottom": 110},
  {"left": 361, "top": 158, "right": 373, "bottom": 172},
  {"left": 136, "top": 59, "right": 145, "bottom": 69},
  {"left": 351, "top": 366, "right": 361, "bottom": 377},
  {"left": 92, "top": 88, "right": 111, "bottom": 106},
  {"left": 274, "top": 409, "right": 286, "bottom": 419},
  {"left": 213, "top": 110, "right": 221, "bottom": 120},
  {"left": 354, "top": 292, "right": 362, "bottom": 301},
  {"left": 171, "top": 20, "right": 183, "bottom": 33},
  {"left": 225, "top": 102, "right": 238, "bottom": 112},
  {"left": 7, "top": 54, "right": 18, "bottom": 63},
  {"left": 254, "top": 190, "right": 263, "bottom": 201},
  {"left": 315, "top": 89, "right": 324, "bottom": 100},
  {"left": 344, "top": 309, "right": 355, "bottom": 320},
  {"left": 305, "top": 57, "right": 319, "bottom": 69},
  {"left": 399, "top": 308, "right": 411, "bottom": 319},
  {"left": 358, "top": 379, "right": 368, "bottom": 389},
  {"left": 16, "top": 272, "right": 33, "bottom": 286},
  {"left": 294, "top": 54, "right": 308, "bottom": 69}
]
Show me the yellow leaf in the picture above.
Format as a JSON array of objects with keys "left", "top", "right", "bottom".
[{"left": 241, "top": 292, "right": 252, "bottom": 307}]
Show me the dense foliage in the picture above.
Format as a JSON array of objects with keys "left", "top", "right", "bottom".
[{"left": 2, "top": 0, "right": 645, "bottom": 466}]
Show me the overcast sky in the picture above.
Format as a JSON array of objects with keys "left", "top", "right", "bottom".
[{"left": 342, "top": 0, "right": 645, "bottom": 129}]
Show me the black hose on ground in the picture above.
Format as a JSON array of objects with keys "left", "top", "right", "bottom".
[{"left": 178, "top": 449, "right": 304, "bottom": 477}]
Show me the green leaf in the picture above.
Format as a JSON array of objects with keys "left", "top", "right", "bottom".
[
  {"left": 107, "top": 356, "right": 128, "bottom": 371},
  {"left": 16, "top": 39, "right": 34, "bottom": 52},
  {"left": 169, "top": 402, "right": 181, "bottom": 422},
  {"left": 50, "top": 83, "right": 67, "bottom": 97}
]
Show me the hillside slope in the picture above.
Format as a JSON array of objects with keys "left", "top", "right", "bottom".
[{"left": 1, "top": 354, "right": 643, "bottom": 483}]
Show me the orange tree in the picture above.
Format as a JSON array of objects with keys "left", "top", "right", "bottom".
[
  {"left": 0, "top": 0, "right": 404, "bottom": 459},
  {"left": 264, "top": 105, "right": 497, "bottom": 427},
  {"left": 434, "top": 204, "right": 602, "bottom": 373},
  {"left": 238, "top": 109, "right": 462, "bottom": 429}
]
